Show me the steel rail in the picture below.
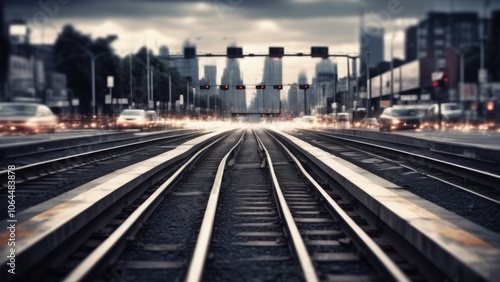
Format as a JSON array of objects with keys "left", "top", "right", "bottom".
[
  {"left": 254, "top": 131, "right": 320, "bottom": 282},
  {"left": 63, "top": 131, "right": 235, "bottom": 282},
  {"left": 310, "top": 131, "right": 500, "bottom": 192},
  {"left": 184, "top": 131, "right": 245, "bottom": 282},
  {"left": 0, "top": 131, "right": 200, "bottom": 188},
  {"left": 266, "top": 130, "right": 411, "bottom": 282}
]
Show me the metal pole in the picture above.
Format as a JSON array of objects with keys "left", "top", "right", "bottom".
[
  {"left": 147, "top": 48, "right": 150, "bottom": 106},
  {"left": 151, "top": 68, "right": 154, "bottom": 110},
  {"left": 91, "top": 58, "right": 96, "bottom": 116},
  {"left": 304, "top": 88, "right": 307, "bottom": 116},
  {"left": 168, "top": 75, "right": 172, "bottom": 113},
  {"left": 109, "top": 87, "right": 112, "bottom": 115},
  {"left": 187, "top": 82, "right": 190, "bottom": 115},
  {"left": 367, "top": 51, "right": 372, "bottom": 117},
  {"left": 347, "top": 57, "right": 351, "bottom": 114},
  {"left": 129, "top": 54, "right": 133, "bottom": 108},
  {"left": 354, "top": 57, "right": 359, "bottom": 109},
  {"left": 390, "top": 38, "right": 394, "bottom": 107},
  {"left": 322, "top": 84, "right": 325, "bottom": 114},
  {"left": 460, "top": 49, "right": 464, "bottom": 105}
]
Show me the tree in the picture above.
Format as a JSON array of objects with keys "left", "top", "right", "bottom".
[{"left": 54, "top": 25, "right": 120, "bottom": 114}]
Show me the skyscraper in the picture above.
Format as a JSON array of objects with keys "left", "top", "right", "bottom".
[
  {"left": 256, "top": 57, "right": 282, "bottom": 112},
  {"left": 313, "top": 59, "right": 337, "bottom": 114},
  {"left": 221, "top": 58, "right": 246, "bottom": 113},
  {"left": 287, "top": 83, "right": 299, "bottom": 116},
  {"left": 405, "top": 12, "right": 483, "bottom": 69},
  {"left": 297, "top": 72, "right": 308, "bottom": 115},
  {"left": 202, "top": 65, "right": 217, "bottom": 112},
  {"left": 158, "top": 41, "right": 199, "bottom": 84},
  {"left": 359, "top": 25, "right": 384, "bottom": 75}
]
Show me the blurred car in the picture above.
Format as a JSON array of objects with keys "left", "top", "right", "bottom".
[
  {"left": 146, "top": 110, "right": 160, "bottom": 130},
  {"left": 116, "top": 109, "right": 147, "bottom": 131},
  {"left": 378, "top": 107, "right": 420, "bottom": 131},
  {"left": 422, "top": 103, "right": 463, "bottom": 126},
  {"left": 359, "top": 117, "right": 379, "bottom": 129},
  {"left": 0, "top": 103, "right": 57, "bottom": 134}
]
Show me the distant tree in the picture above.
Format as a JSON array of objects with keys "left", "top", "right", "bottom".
[
  {"left": 54, "top": 25, "right": 120, "bottom": 114},
  {"left": 124, "top": 47, "right": 191, "bottom": 112}
]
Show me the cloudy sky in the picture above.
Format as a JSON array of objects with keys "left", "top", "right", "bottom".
[{"left": 5, "top": 0, "right": 499, "bottom": 94}]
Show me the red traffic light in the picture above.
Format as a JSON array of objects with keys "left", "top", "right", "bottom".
[
  {"left": 200, "top": 85, "right": 210, "bottom": 90},
  {"left": 220, "top": 85, "right": 229, "bottom": 90},
  {"left": 256, "top": 85, "right": 266, "bottom": 90},
  {"left": 432, "top": 81, "right": 439, "bottom": 88},
  {"left": 236, "top": 85, "right": 246, "bottom": 90},
  {"left": 299, "top": 84, "right": 309, "bottom": 89},
  {"left": 273, "top": 84, "right": 283, "bottom": 90}
]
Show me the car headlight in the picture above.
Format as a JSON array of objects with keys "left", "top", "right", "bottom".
[{"left": 392, "top": 119, "right": 400, "bottom": 124}]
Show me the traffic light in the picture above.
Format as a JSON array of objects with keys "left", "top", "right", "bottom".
[
  {"left": 256, "top": 85, "right": 266, "bottom": 90},
  {"left": 299, "top": 84, "right": 310, "bottom": 89},
  {"left": 235, "top": 85, "right": 246, "bottom": 90},
  {"left": 273, "top": 84, "right": 283, "bottom": 90},
  {"left": 269, "top": 47, "right": 284, "bottom": 58},
  {"left": 431, "top": 72, "right": 448, "bottom": 89},
  {"left": 220, "top": 85, "right": 229, "bottom": 90},
  {"left": 311, "top": 46, "right": 328, "bottom": 58},
  {"left": 441, "top": 75, "right": 449, "bottom": 87},
  {"left": 184, "top": 47, "right": 196, "bottom": 59},
  {"left": 200, "top": 85, "right": 210, "bottom": 90},
  {"left": 227, "top": 47, "right": 243, "bottom": 58}
]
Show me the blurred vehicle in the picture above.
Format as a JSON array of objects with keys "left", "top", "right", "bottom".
[
  {"left": 351, "top": 108, "right": 367, "bottom": 123},
  {"left": 359, "top": 117, "right": 379, "bottom": 129},
  {"left": 378, "top": 107, "right": 420, "bottom": 131},
  {"left": 422, "top": 103, "right": 463, "bottom": 127},
  {"left": 330, "top": 112, "right": 350, "bottom": 126},
  {"left": 146, "top": 110, "right": 160, "bottom": 130},
  {"left": 0, "top": 103, "right": 57, "bottom": 134},
  {"left": 116, "top": 109, "right": 147, "bottom": 131},
  {"left": 302, "top": 115, "right": 316, "bottom": 123}
]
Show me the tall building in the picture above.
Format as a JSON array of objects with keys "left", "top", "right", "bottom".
[
  {"left": 491, "top": 9, "right": 500, "bottom": 82},
  {"left": 221, "top": 57, "right": 246, "bottom": 113},
  {"left": 359, "top": 26, "right": 384, "bottom": 75},
  {"left": 405, "top": 25, "right": 418, "bottom": 62},
  {"left": 296, "top": 72, "right": 308, "bottom": 115},
  {"left": 287, "top": 83, "right": 299, "bottom": 116},
  {"left": 158, "top": 41, "right": 199, "bottom": 83},
  {"left": 4, "top": 19, "right": 68, "bottom": 110},
  {"left": 256, "top": 57, "right": 282, "bottom": 112},
  {"left": 313, "top": 59, "right": 337, "bottom": 114},
  {"left": 405, "top": 12, "right": 484, "bottom": 69},
  {"left": 202, "top": 65, "right": 217, "bottom": 111}
]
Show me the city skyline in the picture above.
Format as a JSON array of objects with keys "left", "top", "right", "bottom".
[{"left": 5, "top": 0, "right": 500, "bottom": 88}]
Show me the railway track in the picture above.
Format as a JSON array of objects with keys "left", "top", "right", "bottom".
[
  {"left": 66, "top": 129, "right": 433, "bottom": 281},
  {"left": 0, "top": 131, "right": 204, "bottom": 219},
  {"left": 7, "top": 128, "right": 487, "bottom": 281},
  {"left": 300, "top": 130, "right": 500, "bottom": 205}
]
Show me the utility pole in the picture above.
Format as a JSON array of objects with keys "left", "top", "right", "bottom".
[
  {"left": 347, "top": 56, "right": 351, "bottom": 114},
  {"left": 150, "top": 67, "right": 154, "bottom": 110},
  {"left": 367, "top": 51, "right": 372, "bottom": 117},
  {"left": 168, "top": 75, "right": 172, "bottom": 114},
  {"left": 147, "top": 47, "right": 150, "bottom": 108},
  {"left": 304, "top": 88, "right": 308, "bottom": 115}
]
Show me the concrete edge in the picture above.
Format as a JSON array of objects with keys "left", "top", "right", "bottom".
[
  {"left": 0, "top": 129, "right": 228, "bottom": 276},
  {"left": 274, "top": 129, "right": 500, "bottom": 282}
]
